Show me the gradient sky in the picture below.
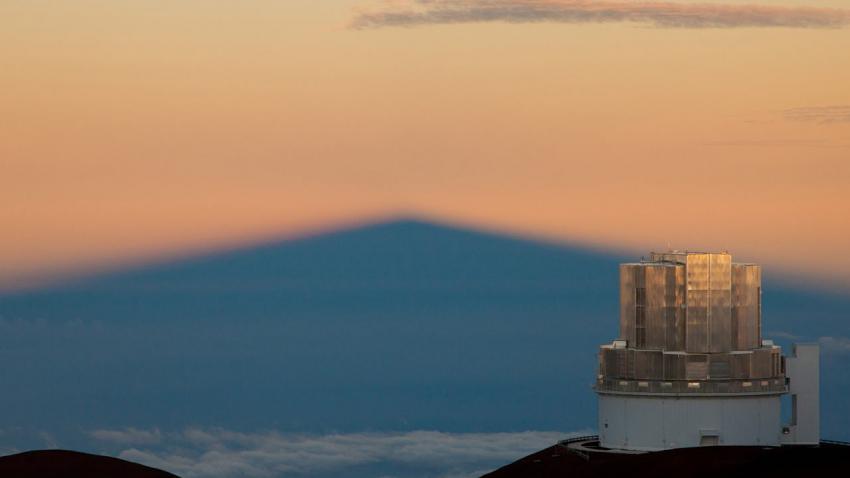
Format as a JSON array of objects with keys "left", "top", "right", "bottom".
[{"left": 2, "top": 0, "right": 849, "bottom": 291}]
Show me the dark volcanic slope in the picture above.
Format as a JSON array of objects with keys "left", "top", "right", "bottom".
[
  {"left": 0, "top": 450, "right": 179, "bottom": 478},
  {"left": 483, "top": 443, "right": 850, "bottom": 478}
]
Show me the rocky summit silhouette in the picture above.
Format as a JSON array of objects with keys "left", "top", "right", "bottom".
[
  {"left": 483, "top": 440, "right": 850, "bottom": 478},
  {"left": 0, "top": 450, "right": 179, "bottom": 478}
]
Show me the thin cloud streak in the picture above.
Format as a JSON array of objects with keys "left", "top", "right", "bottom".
[
  {"left": 819, "top": 336, "right": 850, "bottom": 355},
  {"left": 351, "top": 0, "right": 850, "bottom": 30},
  {"left": 784, "top": 105, "right": 850, "bottom": 124}
]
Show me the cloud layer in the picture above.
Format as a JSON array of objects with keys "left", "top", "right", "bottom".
[
  {"left": 91, "top": 428, "right": 576, "bottom": 478},
  {"left": 351, "top": 0, "right": 850, "bottom": 29},
  {"left": 784, "top": 105, "right": 850, "bottom": 124},
  {"left": 766, "top": 332, "right": 850, "bottom": 356}
]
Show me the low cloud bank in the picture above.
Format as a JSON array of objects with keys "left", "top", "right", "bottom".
[
  {"left": 351, "top": 0, "right": 850, "bottom": 30},
  {"left": 91, "top": 428, "right": 578, "bottom": 478}
]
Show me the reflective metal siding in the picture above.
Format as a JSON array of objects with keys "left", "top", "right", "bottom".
[
  {"left": 674, "top": 265, "right": 687, "bottom": 350},
  {"left": 751, "top": 348, "right": 773, "bottom": 378},
  {"left": 709, "top": 253, "right": 732, "bottom": 290},
  {"left": 772, "top": 348, "right": 782, "bottom": 377},
  {"left": 620, "top": 265, "right": 636, "bottom": 345},
  {"left": 686, "top": 290, "right": 710, "bottom": 353},
  {"left": 731, "top": 264, "right": 746, "bottom": 350},
  {"left": 663, "top": 265, "right": 686, "bottom": 351},
  {"left": 601, "top": 347, "right": 617, "bottom": 378},
  {"left": 626, "top": 348, "right": 637, "bottom": 377},
  {"left": 634, "top": 350, "right": 664, "bottom": 380},
  {"left": 709, "top": 254, "right": 733, "bottom": 353},
  {"left": 645, "top": 265, "right": 669, "bottom": 350},
  {"left": 710, "top": 289, "right": 733, "bottom": 353},
  {"left": 731, "top": 264, "right": 761, "bottom": 350},
  {"left": 755, "top": 267, "right": 763, "bottom": 345},
  {"left": 709, "top": 354, "right": 731, "bottom": 378},
  {"left": 601, "top": 347, "right": 630, "bottom": 379},
  {"left": 687, "top": 254, "right": 710, "bottom": 291},
  {"left": 609, "top": 253, "right": 778, "bottom": 388},
  {"left": 730, "top": 351, "right": 752, "bottom": 379},
  {"left": 663, "top": 352, "right": 687, "bottom": 380},
  {"left": 686, "top": 354, "right": 709, "bottom": 379},
  {"left": 686, "top": 254, "right": 710, "bottom": 353}
]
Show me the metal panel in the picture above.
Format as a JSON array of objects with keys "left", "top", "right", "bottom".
[
  {"left": 686, "top": 290, "right": 709, "bottom": 353},
  {"left": 601, "top": 347, "right": 617, "bottom": 378},
  {"left": 709, "top": 253, "right": 732, "bottom": 290},
  {"left": 710, "top": 289, "right": 732, "bottom": 352},
  {"left": 686, "top": 254, "right": 710, "bottom": 291},
  {"left": 730, "top": 351, "right": 752, "bottom": 379},
  {"left": 706, "top": 254, "right": 732, "bottom": 352},
  {"left": 731, "top": 264, "right": 761, "bottom": 350},
  {"left": 675, "top": 264, "right": 687, "bottom": 350},
  {"left": 603, "top": 347, "right": 630, "bottom": 379},
  {"left": 751, "top": 348, "right": 773, "bottom": 378},
  {"left": 619, "top": 265, "right": 636, "bottom": 345},
  {"left": 686, "top": 354, "right": 708, "bottom": 379},
  {"left": 659, "top": 264, "right": 686, "bottom": 351},
  {"left": 686, "top": 254, "right": 710, "bottom": 353},
  {"left": 645, "top": 265, "right": 669, "bottom": 350},
  {"left": 634, "top": 350, "right": 664, "bottom": 380},
  {"left": 754, "top": 266, "right": 762, "bottom": 345},
  {"left": 663, "top": 352, "right": 687, "bottom": 380},
  {"left": 709, "top": 354, "right": 731, "bottom": 378}
]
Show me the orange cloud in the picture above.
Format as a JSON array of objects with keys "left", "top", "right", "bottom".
[{"left": 351, "top": 0, "right": 850, "bottom": 29}]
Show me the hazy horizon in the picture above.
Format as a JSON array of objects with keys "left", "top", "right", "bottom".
[
  {"left": 2, "top": 2, "right": 849, "bottom": 476},
  {"left": 2, "top": 214, "right": 849, "bottom": 295},
  {"left": 3, "top": 0, "right": 850, "bottom": 292}
]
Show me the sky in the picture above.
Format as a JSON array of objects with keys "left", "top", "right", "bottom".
[{"left": 2, "top": 0, "right": 850, "bottom": 291}]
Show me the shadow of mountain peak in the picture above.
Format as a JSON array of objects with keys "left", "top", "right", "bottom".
[
  {"left": 0, "top": 217, "right": 849, "bottom": 441},
  {"left": 0, "top": 217, "right": 627, "bottom": 324}
]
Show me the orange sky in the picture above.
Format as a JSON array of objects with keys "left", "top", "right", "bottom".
[{"left": 2, "top": 1, "right": 849, "bottom": 291}]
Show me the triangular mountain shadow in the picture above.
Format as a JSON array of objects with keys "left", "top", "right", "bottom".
[
  {"left": 0, "top": 218, "right": 630, "bottom": 324},
  {"left": 0, "top": 218, "right": 848, "bottom": 440},
  {"left": 1, "top": 218, "right": 845, "bottom": 334}
]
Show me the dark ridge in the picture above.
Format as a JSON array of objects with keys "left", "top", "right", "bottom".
[
  {"left": 0, "top": 450, "right": 179, "bottom": 478},
  {"left": 483, "top": 442, "right": 850, "bottom": 478}
]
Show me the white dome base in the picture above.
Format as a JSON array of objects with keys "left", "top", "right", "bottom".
[{"left": 598, "top": 392, "right": 783, "bottom": 451}]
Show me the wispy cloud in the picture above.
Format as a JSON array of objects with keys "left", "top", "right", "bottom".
[
  {"left": 766, "top": 330, "right": 801, "bottom": 340},
  {"left": 765, "top": 332, "right": 850, "bottom": 357},
  {"left": 702, "top": 139, "right": 832, "bottom": 148},
  {"left": 90, "top": 428, "right": 163, "bottom": 446},
  {"left": 92, "top": 428, "right": 577, "bottom": 478},
  {"left": 351, "top": 1, "right": 850, "bottom": 30},
  {"left": 784, "top": 105, "right": 850, "bottom": 124},
  {"left": 819, "top": 336, "right": 850, "bottom": 355}
]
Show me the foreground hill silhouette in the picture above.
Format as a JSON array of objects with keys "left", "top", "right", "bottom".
[
  {"left": 483, "top": 442, "right": 850, "bottom": 478},
  {"left": 0, "top": 450, "right": 179, "bottom": 478},
  {"left": 1, "top": 218, "right": 849, "bottom": 450}
]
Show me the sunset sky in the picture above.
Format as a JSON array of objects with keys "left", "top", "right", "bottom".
[{"left": 2, "top": 0, "right": 849, "bottom": 291}]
